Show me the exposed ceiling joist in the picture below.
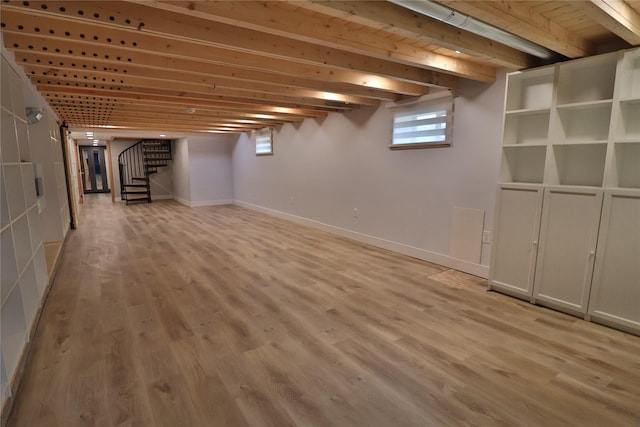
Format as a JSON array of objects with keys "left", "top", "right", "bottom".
[
  {"left": 1, "top": 3, "right": 458, "bottom": 89},
  {"left": 575, "top": 0, "right": 640, "bottom": 45},
  {"left": 123, "top": 0, "right": 490, "bottom": 82},
  {"left": 14, "top": 51, "right": 396, "bottom": 102},
  {"left": 291, "top": 1, "right": 535, "bottom": 70},
  {"left": 437, "top": 0, "right": 595, "bottom": 57}
]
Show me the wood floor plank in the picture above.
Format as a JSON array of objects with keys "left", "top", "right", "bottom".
[{"left": 6, "top": 195, "right": 640, "bottom": 427}]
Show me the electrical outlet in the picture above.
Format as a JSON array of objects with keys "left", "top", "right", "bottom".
[
  {"left": 353, "top": 208, "right": 358, "bottom": 218},
  {"left": 483, "top": 231, "right": 492, "bottom": 244},
  {"left": 289, "top": 196, "right": 294, "bottom": 205}
]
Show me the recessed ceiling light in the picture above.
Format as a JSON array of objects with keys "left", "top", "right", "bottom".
[
  {"left": 455, "top": 50, "right": 461, "bottom": 54},
  {"left": 159, "top": 134, "right": 166, "bottom": 137}
]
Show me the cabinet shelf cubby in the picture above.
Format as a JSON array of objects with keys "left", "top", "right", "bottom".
[
  {"left": 16, "top": 120, "right": 31, "bottom": 162},
  {"left": 613, "top": 142, "right": 640, "bottom": 189},
  {"left": 3, "top": 165, "right": 26, "bottom": 221},
  {"left": 1, "top": 285, "right": 27, "bottom": 385},
  {"left": 501, "top": 145, "right": 546, "bottom": 184},
  {"left": 618, "top": 50, "right": 640, "bottom": 98},
  {"left": 551, "top": 143, "right": 607, "bottom": 187},
  {"left": 13, "top": 214, "right": 33, "bottom": 276},
  {"left": 555, "top": 102, "right": 612, "bottom": 143},
  {"left": 616, "top": 99, "right": 640, "bottom": 141},
  {"left": 557, "top": 53, "right": 618, "bottom": 105},
  {"left": 503, "top": 110, "right": 550, "bottom": 145},
  {"left": 19, "top": 260, "right": 40, "bottom": 328},
  {"left": 1, "top": 174, "right": 10, "bottom": 230},
  {"left": 1, "top": 109, "right": 20, "bottom": 163},
  {"left": 505, "top": 67, "right": 555, "bottom": 112},
  {"left": 1, "top": 228, "right": 19, "bottom": 304}
]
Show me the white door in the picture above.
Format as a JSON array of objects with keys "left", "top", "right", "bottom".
[
  {"left": 588, "top": 190, "right": 640, "bottom": 334},
  {"left": 489, "top": 184, "right": 544, "bottom": 300},
  {"left": 533, "top": 187, "right": 603, "bottom": 316}
]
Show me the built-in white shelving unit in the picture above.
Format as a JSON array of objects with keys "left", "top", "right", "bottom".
[
  {"left": 490, "top": 47, "right": 640, "bottom": 336},
  {"left": 0, "top": 56, "right": 53, "bottom": 407}
]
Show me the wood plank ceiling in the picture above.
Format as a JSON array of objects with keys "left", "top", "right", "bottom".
[{"left": 1, "top": 1, "right": 639, "bottom": 134}]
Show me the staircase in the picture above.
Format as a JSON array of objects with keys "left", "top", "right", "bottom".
[{"left": 118, "top": 139, "right": 172, "bottom": 204}]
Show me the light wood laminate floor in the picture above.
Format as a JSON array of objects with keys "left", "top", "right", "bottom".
[{"left": 7, "top": 195, "right": 640, "bottom": 427}]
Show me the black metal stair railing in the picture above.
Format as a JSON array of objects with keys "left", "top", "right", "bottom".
[{"left": 118, "top": 139, "right": 172, "bottom": 205}]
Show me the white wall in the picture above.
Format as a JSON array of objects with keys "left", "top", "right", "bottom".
[
  {"left": 232, "top": 72, "right": 506, "bottom": 277},
  {"left": 187, "top": 135, "right": 234, "bottom": 206},
  {"left": 110, "top": 139, "right": 173, "bottom": 200},
  {"left": 172, "top": 136, "right": 234, "bottom": 207},
  {"left": 171, "top": 138, "right": 191, "bottom": 204}
]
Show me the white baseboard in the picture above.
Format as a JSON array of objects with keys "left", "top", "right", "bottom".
[
  {"left": 174, "top": 196, "right": 233, "bottom": 207},
  {"left": 114, "top": 194, "right": 173, "bottom": 202},
  {"left": 233, "top": 200, "right": 489, "bottom": 278}
]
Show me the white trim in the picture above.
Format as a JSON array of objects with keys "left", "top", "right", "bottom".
[
  {"left": 173, "top": 196, "right": 191, "bottom": 206},
  {"left": 190, "top": 199, "right": 233, "bottom": 207},
  {"left": 233, "top": 200, "right": 489, "bottom": 278},
  {"left": 173, "top": 196, "right": 232, "bottom": 207}
]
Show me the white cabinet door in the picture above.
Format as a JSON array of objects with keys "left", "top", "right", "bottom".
[
  {"left": 533, "top": 187, "right": 603, "bottom": 316},
  {"left": 489, "top": 184, "right": 544, "bottom": 300},
  {"left": 588, "top": 190, "right": 640, "bottom": 334}
]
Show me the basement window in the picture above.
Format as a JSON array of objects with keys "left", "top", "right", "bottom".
[
  {"left": 390, "top": 92, "right": 453, "bottom": 150},
  {"left": 255, "top": 127, "right": 273, "bottom": 156}
]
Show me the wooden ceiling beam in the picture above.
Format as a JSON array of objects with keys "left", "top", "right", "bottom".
[
  {"left": 39, "top": 85, "right": 329, "bottom": 118},
  {"left": 1, "top": 3, "right": 457, "bottom": 89},
  {"left": 47, "top": 97, "right": 305, "bottom": 121},
  {"left": 574, "top": 0, "right": 640, "bottom": 45},
  {"left": 23, "top": 64, "right": 380, "bottom": 107},
  {"left": 291, "top": 1, "right": 534, "bottom": 71},
  {"left": 438, "top": 1, "right": 595, "bottom": 58},
  {"left": 42, "top": 92, "right": 324, "bottom": 122},
  {"left": 53, "top": 108, "right": 279, "bottom": 126},
  {"left": 56, "top": 114, "right": 262, "bottom": 130},
  {"left": 12, "top": 47, "right": 403, "bottom": 102},
  {"left": 64, "top": 121, "right": 244, "bottom": 133},
  {"left": 29, "top": 75, "right": 359, "bottom": 111},
  {"left": 0, "top": 22, "right": 430, "bottom": 96},
  {"left": 48, "top": 101, "right": 292, "bottom": 123},
  {"left": 124, "top": 0, "right": 496, "bottom": 81}
]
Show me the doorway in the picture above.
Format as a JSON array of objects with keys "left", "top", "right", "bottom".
[{"left": 79, "top": 146, "right": 110, "bottom": 193}]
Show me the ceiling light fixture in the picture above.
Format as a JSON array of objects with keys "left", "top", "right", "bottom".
[
  {"left": 389, "top": 0, "right": 557, "bottom": 60},
  {"left": 159, "top": 134, "right": 167, "bottom": 137}
]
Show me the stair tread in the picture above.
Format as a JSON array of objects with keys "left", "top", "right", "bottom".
[
  {"left": 132, "top": 176, "right": 149, "bottom": 181},
  {"left": 126, "top": 198, "right": 151, "bottom": 204},
  {"left": 124, "top": 183, "right": 148, "bottom": 188}
]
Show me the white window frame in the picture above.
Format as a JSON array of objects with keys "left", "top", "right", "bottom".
[
  {"left": 255, "top": 127, "right": 273, "bottom": 156},
  {"left": 389, "top": 92, "right": 453, "bottom": 150}
]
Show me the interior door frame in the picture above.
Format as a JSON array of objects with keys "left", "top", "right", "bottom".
[{"left": 78, "top": 145, "right": 110, "bottom": 194}]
